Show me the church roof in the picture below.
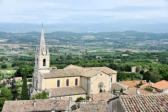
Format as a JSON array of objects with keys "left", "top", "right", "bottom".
[
  {"left": 86, "top": 67, "right": 117, "bottom": 74},
  {"left": 43, "top": 65, "right": 117, "bottom": 78},
  {"left": 43, "top": 69, "right": 81, "bottom": 78},
  {"left": 46, "top": 87, "right": 86, "bottom": 97}
]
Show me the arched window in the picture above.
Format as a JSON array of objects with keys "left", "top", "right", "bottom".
[
  {"left": 57, "top": 80, "right": 60, "bottom": 87},
  {"left": 75, "top": 78, "right": 78, "bottom": 86},
  {"left": 43, "top": 59, "right": 46, "bottom": 66},
  {"left": 66, "top": 79, "right": 69, "bottom": 86}
]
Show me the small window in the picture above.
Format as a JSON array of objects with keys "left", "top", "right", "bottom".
[
  {"left": 66, "top": 79, "right": 69, "bottom": 86},
  {"left": 57, "top": 80, "right": 60, "bottom": 87},
  {"left": 36, "top": 58, "right": 38, "bottom": 66},
  {"left": 43, "top": 59, "right": 46, "bottom": 66},
  {"left": 75, "top": 78, "right": 78, "bottom": 86}
]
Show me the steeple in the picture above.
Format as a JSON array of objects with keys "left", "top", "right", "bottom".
[
  {"left": 33, "top": 24, "right": 50, "bottom": 91},
  {"left": 39, "top": 24, "right": 48, "bottom": 55},
  {"left": 34, "top": 24, "right": 50, "bottom": 71}
]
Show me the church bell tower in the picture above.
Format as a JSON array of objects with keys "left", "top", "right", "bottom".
[
  {"left": 32, "top": 24, "right": 50, "bottom": 91},
  {"left": 35, "top": 24, "right": 50, "bottom": 73}
]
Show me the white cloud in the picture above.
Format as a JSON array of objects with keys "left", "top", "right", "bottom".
[{"left": 0, "top": 0, "right": 168, "bottom": 24}]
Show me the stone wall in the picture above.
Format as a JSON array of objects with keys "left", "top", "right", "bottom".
[
  {"left": 90, "top": 72, "right": 111, "bottom": 94},
  {"left": 44, "top": 76, "right": 80, "bottom": 89}
]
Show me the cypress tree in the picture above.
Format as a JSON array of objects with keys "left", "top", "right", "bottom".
[{"left": 21, "top": 75, "right": 29, "bottom": 100}]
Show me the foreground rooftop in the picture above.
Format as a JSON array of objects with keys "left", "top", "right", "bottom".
[
  {"left": 120, "top": 94, "right": 168, "bottom": 112},
  {"left": 2, "top": 99, "right": 69, "bottom": 112}
]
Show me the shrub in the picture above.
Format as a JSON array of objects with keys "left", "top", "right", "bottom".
[
  {"left": 0, "top": 87, "right": 13, "bottom": 100},
  {"left": 1, "top": 64, "right": 7, "bottom": 69},
  {"left": 0, "top": 98, "right": 6, "bottom": 111},
  {"left": 31, "top": 91, "right": 48, "bottom": 100},
  {"left": 145, "top": 87, "right": 153, "bottom": 92},
  {"left": 120, "top": 88, "right": 123, "bottom": 94},
  {"left": 75, "top": 97, "right": 85, "bottom": 102}
]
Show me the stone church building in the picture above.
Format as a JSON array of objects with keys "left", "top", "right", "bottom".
[{"left": 32, "top": 25, "right": 117, "bottom": 101}]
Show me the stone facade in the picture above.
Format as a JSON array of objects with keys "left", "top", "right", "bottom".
[{"left": 32, "top": 25, "right": 117, "bottom": 101}]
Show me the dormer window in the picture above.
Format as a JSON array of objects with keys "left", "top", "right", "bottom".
[{"left": 43, "top": 59, "right": 46, "bottom": 66}]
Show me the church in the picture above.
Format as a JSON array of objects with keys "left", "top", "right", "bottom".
[{"left": 32, "top": 25, "right": 117, "bottom": 101}]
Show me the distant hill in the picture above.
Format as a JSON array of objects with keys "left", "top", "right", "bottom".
[
  {"left": 0, "top": 23, "right": 168, "bottom": 33},
  {"left": 0, "top": 31, "right": 168, "bottom": 51}
]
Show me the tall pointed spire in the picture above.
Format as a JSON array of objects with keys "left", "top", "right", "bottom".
[
  {"left": 39, "top": 23, "right": 48, "bottom": 55},
  {"left": 40, "top": 23, "right": 46, "bottom": 50}
]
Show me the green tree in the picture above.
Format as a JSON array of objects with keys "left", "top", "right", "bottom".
[
  {"left": 21, "top": 76, "right": 29, "bottom": 100},
  {"left": 31, "top": 91, "right": 48, "bottom": 100},
  {"left": 1, "top": 64, "right": 7, "bottom": 69},
  {"left": 0, "top": 98, "right": 6, "bottom": 111},
  {"left": 15, "top": 66, "right": 33, "bottom": 77},
  {"left": 0, "top": 87, "right": 13, "bottom": 100},
  {"left": 0, "top": 56, "right": 8, "bottom": 61},
  {"left": 10, "top": 79, "right": 19, "bottom": 100}
]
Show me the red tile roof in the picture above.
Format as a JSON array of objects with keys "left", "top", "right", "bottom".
[
  {"left": 152, "top": 80, "right": 168, "bottom": 90},
  {"left": 121, "top": 80, "right": 146, "bottom": 88},
  {"left": 120, "top": 94, "right": 168, "bottom": 112}
]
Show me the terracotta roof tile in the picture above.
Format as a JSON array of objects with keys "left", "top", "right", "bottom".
[
  {"left": 123, "top": 87, "right": 151, "bottom": 95},
  {"left": 120, "top": 94, "right": 168, "bottom": 112},
  {"left": 2, "top": 99, "right": 68, "bottom": 112},
  {"left": 90, "top": 92, "right": 115, "bottom": 102},
  {"left": 152, "top": 80, "right": 168, "bottom": 90},
  {"left": 121, "top": 80, "right": 146, "bottom": 88}
]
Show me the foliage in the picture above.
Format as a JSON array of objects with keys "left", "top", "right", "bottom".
[
  {"left": 136, "top": 80, "right": 143, "bottom": 88},
  {"left": 145, "top": 87, "right": 153, "bottom": 92},
  {"left": 143, "top": 71, "right": 162, "bottom": 83},
  {"left": 21, "top": 76, "right": 29, "bottom": 100},
  {"left": 0, "top": 56, "right": 8, "bottom": 62},
  {"left": 113, "top": 89, "right": 116, "bottom": 94},
  {"left": 31, "top": 91, "right": 48, "bottom": 100},
  {"left": 75, "top": 97, "right": 85, "bottom": 102},
  {"left": 15, "top": 66, "right": 34, "bottom": 77},
  {"left": 120, "top": 88, "right": 123, "bottom": 94},
  {"left": 0, "top": 87, "right": 13, "bottom": 100},
  {"left": 10, "top": 80, "right": 19, "bottom": 100},
  {"left": 1, "top": 64, "right": 7, "bottom": 69},
  {"left": 117, "top": 71, "right": 142, "bottom": 81},
  {"left": 0, "top": 98, "right": 6, "bottom": 111}
]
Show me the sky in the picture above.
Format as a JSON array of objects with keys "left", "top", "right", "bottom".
[{"left": 0, "top": 0, "right": 168, "bottom": 24}]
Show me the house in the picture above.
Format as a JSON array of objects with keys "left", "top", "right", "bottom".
[
  {"left": 108, "top": 94, "right": 168, "bottom": 112},
  {"left": 152, "top": 80, "right": 168, "bottom": 93}
]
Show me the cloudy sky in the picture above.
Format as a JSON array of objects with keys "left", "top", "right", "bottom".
[{"left": 0, "top": 0, "right": 168, "bottom": 24}]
